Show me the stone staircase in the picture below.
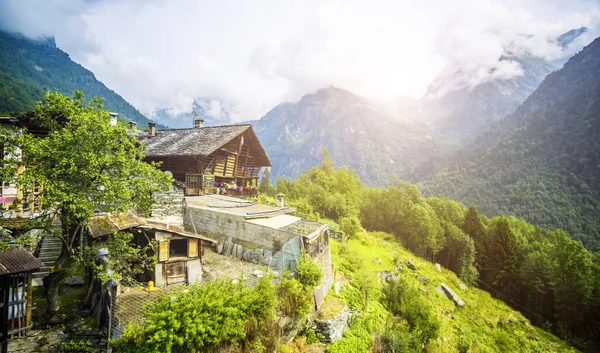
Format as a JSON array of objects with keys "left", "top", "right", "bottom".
[{"left": 32, "top": 236, "right": 63, "bottom": 286}]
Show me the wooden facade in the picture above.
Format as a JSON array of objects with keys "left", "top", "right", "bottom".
[
  {"left": 0, "top": 246, "right": 43, "bottom": 352},
  {"left": 139, "top": 124, "right": 270, "bottom": 196}
]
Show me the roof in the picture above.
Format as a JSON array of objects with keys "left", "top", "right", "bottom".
[
  {"left": 88, "top": 213, "right": 217, "bottom": 243},
  {"left": 185, "top": 195, "right": 294, "bottom": 218},
  {"left": 88, "top": 213, "right": 147, "bottom": 238},
  {"left": 138, "top": 124, "right": 244, "bottom": 156},
  {"left": 0, "top": 245, "right": 44, "bottom": 275},
  {"left": 247, "top": 215, "right": 302, "bottom": 229}
]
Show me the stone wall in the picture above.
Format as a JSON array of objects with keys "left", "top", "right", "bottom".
[
  {"left": 151, "top": 183, "right": 185, "bottom": 219},
  {"left": 183, "top": 207, "right": 297, "bottom": 251},
  {"left": 315, "top": 306, "right": 353, "bottom": 343}
]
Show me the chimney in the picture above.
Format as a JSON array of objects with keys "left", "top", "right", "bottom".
[
  {"left": 128, "top": 121, "right": 138, "bottom": 129},
  {"left": 148, "top": 122, "right": 156, "bottom": 137},
  {"left": 194, "top": 118, "right": 204, "bottom": 129},
  {"left": 276, "top": 193, "right": 285, "bottom": 207},
  {"left": 109, "top": 112, "right": 118, "bottom": 126}
]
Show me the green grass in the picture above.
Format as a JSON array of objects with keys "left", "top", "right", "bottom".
[{"left": 328, "top": 231, "right": 577, "bottom": 352}]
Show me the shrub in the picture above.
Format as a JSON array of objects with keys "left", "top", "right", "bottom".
[
  {"left": 277, "top": 274, "right": 312, "bottom": 319},
  {"left": 340, "top": 215, "right": 362, "bottom": 239},
  {"left": 296, "top": 253, "right": 323, "bottom": 289},
  {"left": 113, "top": 276, "right": 277, "bottom": 353}
]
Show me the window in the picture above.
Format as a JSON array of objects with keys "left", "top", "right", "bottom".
[{"left": 169, "top": 238, "right": 188, "bottom": 257}]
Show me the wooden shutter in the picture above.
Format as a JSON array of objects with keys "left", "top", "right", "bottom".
[
  {"left": 188, "top": 239, "right": 198, "bottom": 258},
  {"left": 159, "top": 241, "right": 169, "bottom": 261}
]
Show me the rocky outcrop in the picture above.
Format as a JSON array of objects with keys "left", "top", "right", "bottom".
[{"left": 314, "top": 306, "right": 353, "bottom": 343}]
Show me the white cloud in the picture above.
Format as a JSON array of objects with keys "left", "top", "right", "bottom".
[{"left": 1, "top": 0, "right": 599, "bottom": 124}]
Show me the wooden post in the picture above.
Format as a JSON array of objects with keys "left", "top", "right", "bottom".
[
  {"left": 1, "top": 276, "right": 8, "bottom": 353},
  {"left": 25, "top": 273, "right": 32, "bottom": 328}
]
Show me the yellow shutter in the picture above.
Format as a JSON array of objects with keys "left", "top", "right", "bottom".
[
  {"left": 188, "top": 239, "right": 198, "bottom": 258},
  {"left": 159, "top": 241, "right": 169, "bottom": 261}
]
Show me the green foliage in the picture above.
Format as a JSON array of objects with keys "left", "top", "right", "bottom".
[
  {"left": 76, "top": 231, "right": 157, "bottom": 283},
  {"left": 339, "top": 215, "right": 361, "bottom": 239},
  {"left": 259, "top": 168, "right": 276, "bottom": 196},
  {"left": 327, "top": 302, "right": 387, "bottom": 353},
  {"left": 277, "top": 273, "right": 312, "bottom": 319},
  {"left": 114, "top": 276, "right": 277, "bottom": 353},
  {"left": 283, "top": 147, "right": 362, "bottom": 221},
  {"left": 296, "top": 253, "right": 323, "bottom": 289},
  {"left": 381, "top": 277, "right": 440, "bottom": 347},
  {"left": 61, "top": 340, "right": 98, "bottom": 353},
  {"left": 342, "top": 270, "right": 380, "bottom": 312}
]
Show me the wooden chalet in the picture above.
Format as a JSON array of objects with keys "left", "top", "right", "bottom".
[
  {"left": 0, "top": 245, "right": 44, "bottom": 351},
  {"left": 138, "top": 119, "right": 271, "bottom": 196}
]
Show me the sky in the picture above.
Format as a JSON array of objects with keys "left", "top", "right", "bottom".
[{"left": 1, "top": 0, "right": 599, "bottom": 125}]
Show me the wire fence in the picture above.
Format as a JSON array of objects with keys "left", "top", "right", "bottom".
[
  {"left": 260, "top": 236, "right": 302, "bottom": 273},
  {"left": 107, "top": 284, "right": 187, "bottom": 347}
]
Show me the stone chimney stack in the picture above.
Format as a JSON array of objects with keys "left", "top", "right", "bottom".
[
  {"left": 194, "top": 118, "right": 204, "bottom": 129},
  {"left": 148, "top": 122, "right": 156, "bottom": 137},
  {"left": 109, "top": 112, "right": 118, "bottom": 126},
  {"left": 128, "top": 121, "right": 138, "bottom": 129}
]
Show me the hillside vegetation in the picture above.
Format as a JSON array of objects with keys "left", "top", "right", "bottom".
[{"left": 269, "top": 151, "right": 599, "bottom": 352}]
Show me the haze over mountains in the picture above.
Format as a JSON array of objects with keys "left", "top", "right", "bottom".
[{"left": 1, "top": 26, "right": 599, "bottom": 248}]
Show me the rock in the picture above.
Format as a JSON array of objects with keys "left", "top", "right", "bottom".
[
  {"left": 252, "top": 270, "right": 264, "bottom": 278},
  {"left": 435, "top": 263, "right": 441, "bottom": 271},
  {"left": 271, "top": 271, "right": 280, "bottom": 278},
  {"left": 224, "top": 241, "right": 233, "bottom": 257},
  {"left": 242, "top": 250, "right": 253, "bottom": 262},
  {"left": 202, "top": 266, "right": 211, "bottom": 273},
  {"left": 235, "top": 245, "right": 244, "bottom": 260},
  {"left": 315, "top": 306, "right": 353, "bottom": 343},
  {"left": 407, "top": 259, "right": 417, "bottom": 271},
  {"left": 65, "top": 276, "right": 85, "bottom": 286},
  {"left": 255, "top": 248, "right": 264, "bottom": 256},
  {"left": 437, "top": 283, "right": 465, "bottom": 307},
  {"left": 216, "top": 242, "right": 224, "bottom": 255},
  {"left": 264, "top": 250, "right": 273, "bottom": 258},
  {"left": 396, "top": 265, "right": 403, "bottom": 272},
  {"left": 417, "top": 275, "right": 429, "bottom": 285},
  {"left": 232, "top": 279, "right": 239, "bottom": 285},
  {"left": 458, "top": 282, "right": 467, "bottom": 291},
  {"left": 334, "top": 281, "right": 342, "bottom": 294}
]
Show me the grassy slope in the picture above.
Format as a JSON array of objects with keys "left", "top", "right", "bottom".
[{"left": 327, "top": 232, "right": 576, "bottom": 352}]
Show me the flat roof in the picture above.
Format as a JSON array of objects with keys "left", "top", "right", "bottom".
[
  {"left": 185, "top": 195, "right": 294, "bottom": 218},
  {"left": 246, "top": 214, "right": 302, "bottom": 229}
]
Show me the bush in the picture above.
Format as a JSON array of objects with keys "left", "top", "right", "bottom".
[
  {"left": 277, "top": 274, "right": 312, "bottom": 319},
  {"left": 113, "top": 276, "right": 277, "bottom": 353},
  {"left": 296, "top": 253, "right": 323, "bottom": 289},
  {"left": 381, "top": 278, "right": 440, "bottom": 347},
  {"left": 340, "top": 215, "right": 362, "bottom": 239}
]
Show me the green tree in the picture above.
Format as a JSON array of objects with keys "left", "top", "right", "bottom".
[
  {"left": 259, "top": 168, "right": 276, "bottom": 196},
  {"left": 0, "top": 91, "right": 171, "bottom": 322}
]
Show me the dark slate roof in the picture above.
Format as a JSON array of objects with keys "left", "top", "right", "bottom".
[
  {"left": 0, "top": 245, "right": 44, "bottom": 275},
  {"left": 138, "top": 125, "right": 251, "bottom": 157}
]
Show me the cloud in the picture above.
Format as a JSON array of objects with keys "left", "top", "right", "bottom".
[{"left": 1, "top": 0, "right": 599, "bottom": 124}]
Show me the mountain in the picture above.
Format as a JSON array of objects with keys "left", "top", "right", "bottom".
[
  {"left": 0, "top": 31, "right": 161, "bottom": 127},
  {"left": 417, "top": 28, "right": 588, "bottom": 145},
  {"left": 419, "top": 36, "right": 600, "bottom": 251},
  {"left": 153, "top": 98, "right": 235, "bottom": 128},
  {"left": 251, "top": 87, "right": 437, "bottom": 186}
]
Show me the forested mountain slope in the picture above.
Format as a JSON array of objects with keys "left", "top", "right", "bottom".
[
  {"left": 419, "top": 36, "right": 600, "bottom": 250},
  {"left": 252, "top": 87, "right": 436, "bottom": 186},
  {"left": 0, "top": 31, "right": 159, "bottom": 126}
]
